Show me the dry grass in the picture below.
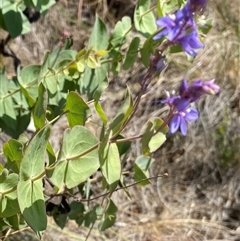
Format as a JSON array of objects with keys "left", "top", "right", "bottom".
[{"left": 2, "top": 0, "right": 240, "bottom": 240}]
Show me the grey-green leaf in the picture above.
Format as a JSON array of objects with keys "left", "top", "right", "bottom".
[
  {"left": 17, "top": 179, "right": 47, "bottom": 232},
  {"left": 46, "top": 126, "right": 99, "bottom": 191},
  {"left": 19, "top": 126, "right": 51, "bottom": 181}
]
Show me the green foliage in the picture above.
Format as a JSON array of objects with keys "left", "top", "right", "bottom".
[
  {"left": 142, "top": 117, "right": 168, "bottom": 155},
  {"left": 0, "top": 0, "right": 214, "bottom": 239},
  {"left": 46, "top": 126, "right": 99, "bottom": 191},
  {"left": 99, "top": 199, "right": 117, "bottom": 231},
  {"left": 0, "top": 0, "right": 56, "bottom": 38},
  {"left": 99, "top": 132, "right": 121, "bottom": 191},
  {"left": 157, "top": 0, "right": 182, "bottom": 16},
  {"left": 134, "top": 156, "right": 154, "bottom": 186},
  {"left": 64, "top": 92, "right": 90, "bottom": 127},
  {"left": 134, "top": 0, "right": 157, "bottom": 37}
]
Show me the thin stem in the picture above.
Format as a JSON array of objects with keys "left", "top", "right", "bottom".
[
  {"left": 31, "top": 170, "right": 46, "bottom": 182},
  {"left": 44, "top": 46, "right": 62, "bottom": 78},
  {"left": 0, "top": 227, "right": 31, "bottom": 240},
  {"left": 48, "top": 110, "right": 68, "bottom": 125},
  {"left": 3, "top": 78, "right": 38, "bottom": 99},
  {"left": 3, "top": 88, "right": 21, "bottom": 99},
  {"left": 66, "top": 142, "right": 99, "bottom": 161},
  {"left": 85, "top": 222, "right": 95, "bottom": 241},
  {"left": 140, "top": 5, "right": 157, "bottom": 20},
  {"left": 110, "top": 89, "right": 145, "bottom": 141},
  {"left": 80, "top": 173, "right": 168, "bottom": 202},
  {"left": 0, "top": 186, "right": 17, "bottom": 196},
  {"left": 110, "top": 133, "right": 142, "bottom": 143}
]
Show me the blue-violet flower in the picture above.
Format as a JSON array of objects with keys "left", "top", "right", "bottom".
[
  {"left": 162, "top": 78, "right": 219, "bottom": 135},
  {"left": 153, "top": 3, "right": 204, "bottom": 56}
]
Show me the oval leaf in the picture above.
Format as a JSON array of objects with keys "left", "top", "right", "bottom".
[
  {"left": 123, "top": 37, "right": 140, "bottom": 70},
  {"left": 47, "top": 126, "right": 99, "bottom": 191},
  {"left": 19, "top": 126, "right": 51, "bottom": 181},
  {"left": 64, "top": 92, "right": 91, "bottom": 127},
  {"left": 17, "top": 179, "right": 47, "bottom": 232},
  {"left": 134, "top": 0, "right": 157, "bottom": 37}
]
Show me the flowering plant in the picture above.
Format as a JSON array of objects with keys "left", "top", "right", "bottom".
[{"left": 0, "top": 0, "right": 218, "bottom": 239}]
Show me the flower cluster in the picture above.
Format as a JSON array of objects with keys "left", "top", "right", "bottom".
[
  {"left": 163, "top": 79, "right": 220, "bottom": 135},
  {"left": 153, "top": 0, "right": 207, "bottom": 56}
]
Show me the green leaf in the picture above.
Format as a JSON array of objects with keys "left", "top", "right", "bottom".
[
  {"left": 134, "top": 156, "right": 154, "bottom": 186},
  {"left": 46, "top": 142, "right": 56, "bottom": 166},
  {"left": 99, "top": 132, "right": 121, "bottom": 191},
  {"left": 2, "top": 1, "right": 23, "bottom": 38},
  {"left": 0, "top": 68, "right": 17, "bottom": 130},
  {"left": 37, "top": 0, "right": 56, "bottom": 14},
  {"left": 94, "top": 101, "right": 108, "bottom": 125},
  {"left": 0, "top": 171, "right": 20, "bottom": 218},
  {"left": 134, "top": 0, "right": 157, "bottom": 37},
  {"left": 93, "top": 75, "right": 108, "bottom": 102},
  {"left": 142, "top": 117, "right": 167, "bottom": 155},
  {"left": 88, "top": 15, "right": 108, "bottom": 51},
  {"left": 157, "top": 0, "right": 163, "bottom": 17},
  {"left": 64, "top": 92, "right": 91, "bottom": 127},
  {"left": 109, "top": 87, "right": 133, "bottom": 134},
  {"left": 111, "top": 16, "right": 132, "bottom": 47},
  {"left": 19, "top": 10, "right": 31, "bottom": 35},
  {"left": 158, "top": 0, "right": 180, "bottom": 15},
  {"left": 115, "top": 135, "right": 131, "bottom": 156},
  {"left": 3, "top": 139, "right": 23, "bottom": 172},
  {"left": 69, "top": 201, "right": 85, "bottom": 221},
  {"left": 19, "top": 126, "right": 51, "bottom": 181},
  {"left": 81, "top": 205, "right": 99, "bottom": 228},
  {"left": 140, "top": 36, "right": 155, "bottom": 67},
  {"left": 18, "top": 65, "right": 40, "bottom": 107},
  {"left": 123, "top": 37, "right": 140, "bottom": 70},
  {"left": 99, "top": 199, "right": 117, "bottom": 231},
  {"left": 197, "top": 18, "right": 213, "bottom": 35},
  {"left": 17, "top": 179, "right": 47, "bottom": 232},
  {"left": 46, "top": 126, "right": 99, "bottom": 191},
  {"left": 7, "top": 214, "right": 19, "bottom": 230},
  {"left": 169, "top": 44, "right": 183, "bottom": 54},
  {"left": 85, "top": 52, "right": 101, "bottom": 69},
  {"left": 63, "top": 62, "right": 81, "bottom": 79},
  {"left": 80, "top": 64, "right": 108, "bottom": 101},
  {"left": 53, "top": 213, "right": 68, "bottom": 229},
  {"left": 33, "top": 83, "right": 48, "bottom": 129}
]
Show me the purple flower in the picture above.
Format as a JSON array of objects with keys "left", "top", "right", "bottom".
[
  {"left": 162, "top": 78, "right": 219, "bottom": 136},
  {"left": 178, "top": 29, "right": 204, "bottom": 56},
  {"left": 153, "top": 3, "right": 204, "bottom": 56},
  {"left": 201, "top": 79, "right": 220, "bottom": 95},
  {"left": 169, "top": 103, "right": 199, "bottom": 136},
  {"left": 180, "top": 79, "right": 220, "bottom": 102}
]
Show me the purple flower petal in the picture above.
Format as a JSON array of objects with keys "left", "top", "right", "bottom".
[
  {"left": 169, "top": 115, "right": 180, "bottom": 134},
  {"left": 174, "top": 98, "right": 189, "bottom": 111},
  {"left": 180, "top": 117, "right": 188, "bottom": 135},
  {"left": 179, "top": 79, "right": 188, "bottom": 95},
  {"left": 156, "top": 17, "right": 175, "bottom": 27},
  {"left": 179, "top": 39, "right": 198, "bottom": 56},
  {"left": 202, "top": 79, "right": 220, "bottom": 95},
  {"left": 188, "top": 32, "right": 204, "bottom": 48},
  {"left": 184, "top": 108, "right": 199, "bottom": 122},
  {"left": 153, "top": 29, "right": 169, "bottom": 40}
]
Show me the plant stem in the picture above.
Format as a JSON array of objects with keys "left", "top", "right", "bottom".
[
  {"left": 1, "top": 186, "right": 17, "bottom": 196},
  {"left": 31, "top": 170, "right": 46, "bottom": 182},
  {"left": 79, "top": 173, "right": 168, "bottom": 202},
  {"left": 67, "top": 142, "right": 100, "bottom": 161}
]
